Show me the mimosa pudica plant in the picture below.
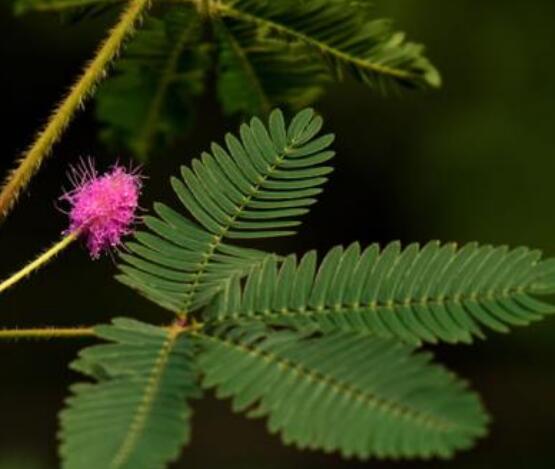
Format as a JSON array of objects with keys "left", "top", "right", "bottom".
[
  {"left": 2, "top": 1, "right": 554, "bottom": 467},
  {"left": 1, "top": 109, "right": 555, "bottom": 468}
]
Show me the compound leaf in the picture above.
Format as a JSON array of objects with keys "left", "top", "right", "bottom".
[
  {"left": 197, "top": 325, "right": 488, "bottom": 459},
  {"left": 59, "top": 318, "right": 200, "bottom": 469},
  {"left": 207, "top": 242, "right": 555, "bottom": 344}
]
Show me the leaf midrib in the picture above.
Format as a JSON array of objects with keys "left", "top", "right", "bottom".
[
  {"left": 212, "top": 2, "right": 418, "bottom": 81},
  {"left": 109, "top": 325, "right": 182, "bottom": 469},
  {"left": 179, "top": 140, "right": 292, "bottom": 313},
  {"left": 214, "top": 285, "right": 538, "bottom": 323},
  {"left": 199, "top": 332, "right": 464, "bottom": 433}
]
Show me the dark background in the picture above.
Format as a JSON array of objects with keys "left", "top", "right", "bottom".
[{"left": 1, "top": 1, "right": 555, "bottom": 468}]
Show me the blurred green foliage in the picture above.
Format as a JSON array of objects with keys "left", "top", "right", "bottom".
[{"left": 0, "top": 455, "right": 51, "bottom": 469}]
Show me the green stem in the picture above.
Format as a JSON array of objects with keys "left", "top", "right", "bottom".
[
  {"left": 0, "top": 327, "right": 95, "bottom": 340},
  {"left": 0, "top": 321, "right": 203, "bottom": 341},
  {"left": 0, "top": 232, "right": 78, "bottom": 295},
  {"left": 0, "top": 0, "right": 152, "bottom": 222}
]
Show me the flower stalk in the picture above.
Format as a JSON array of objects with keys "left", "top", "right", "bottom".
[
  {"left": 0, "top": 232, "right": 78, "bottom": 295},
  {"left": 0, "top": 161, "right": 141, "bottom": 294}
]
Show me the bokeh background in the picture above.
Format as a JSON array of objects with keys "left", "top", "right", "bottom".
[{"left": 1, "top": 1, "right": 555, "bottom": 468}]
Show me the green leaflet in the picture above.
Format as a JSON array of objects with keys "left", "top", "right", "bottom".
[
  {"left": 206, "top": 241, "right": 555, "bottom": 344},
  {"left": 196, "top": 325, "right": 488, "bottom": 459},
  {"left": 96, "top": 8, "right": 210, "bottom": 161},
  {"left": 59, "top": 318, "right": 200, "bottom": 469},
  {"left": 216, "top": 18, "right": 329, "bottom": 116},
  {"left": 116, "top": 209, "right": 274, "bottom": 313},
  {"left": 215, "top": 0, "right": 441, "bottom": 92},
  {"left": 117, "top": 108, "right": 334, "bottom": 313}
]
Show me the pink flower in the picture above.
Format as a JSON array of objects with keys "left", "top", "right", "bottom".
[{"left": 61, "top": 160, "right": 142, "bottom": 259}]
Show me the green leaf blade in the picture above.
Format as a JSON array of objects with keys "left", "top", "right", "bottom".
[
  {"left": 217, "top": 0, "right": 441, "bottom": 93},
  {"left": 117, "top": 108, "right": 334, "bottom": 313},
  {"left": 59, "top": 318, "right": 200, "bottom": 469},
  {"left": 216, "top": 18, "right": 328, "bottom": 116},
  {"left": 208, "top": 242, "right": 555, "bottom": 344},
  {"left": 96, "top": 9, "right": 209, "bottom": 161},
  {"left": 197, "top": 326, "right": 488, "bottom": 459}
]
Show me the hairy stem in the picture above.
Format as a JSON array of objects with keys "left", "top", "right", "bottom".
[
  {"left": 0, "top": 327, "right": 95, "bottom": 340},
  {"left": 0, "top": 232, "right": 78, "bottom": 295},
  {"left": 0, "top": 321, "right": 202, "bottom": 341},
  {"left": 0, "top": 0, "right": 152, "bottom": 222}
]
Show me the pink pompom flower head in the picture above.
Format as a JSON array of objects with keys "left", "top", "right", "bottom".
[{"left": 60, "top": 159, "right": 142, "bottom": 259}]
